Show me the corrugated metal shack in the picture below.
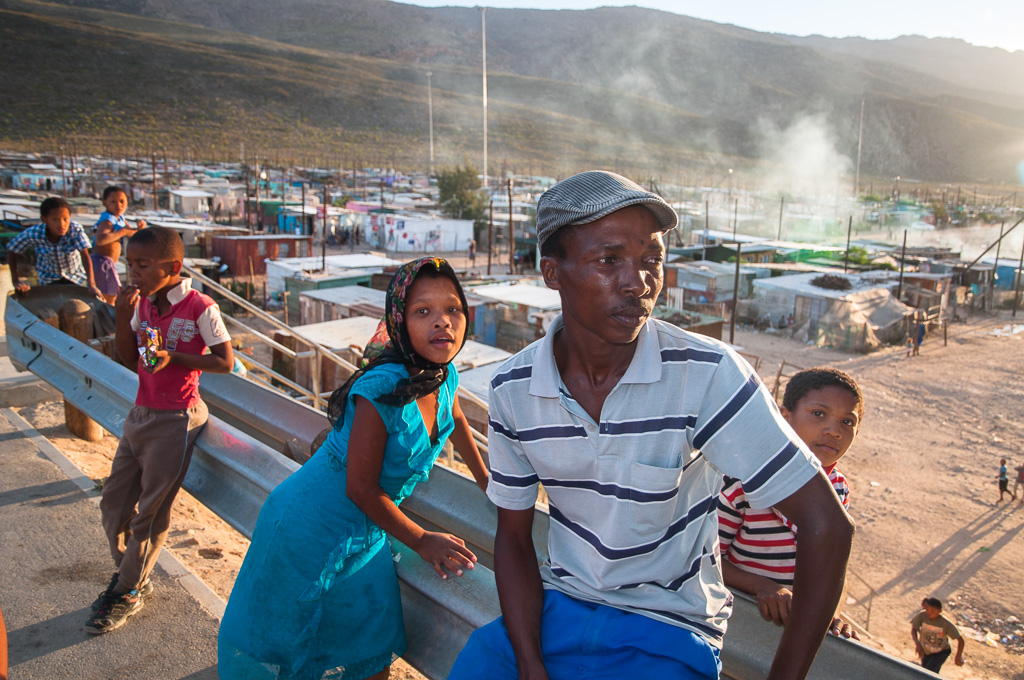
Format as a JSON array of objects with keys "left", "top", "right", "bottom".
[
  {"left": 212, "top": 234, "right": 312, "bottom": 276},
  {"left": 465, "top": 281, "right": 562, "bottom": 352}
]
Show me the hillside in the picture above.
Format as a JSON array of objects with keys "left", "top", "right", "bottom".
[{"left": 4, "top": 0, "right": 1024, "bottom": 182}]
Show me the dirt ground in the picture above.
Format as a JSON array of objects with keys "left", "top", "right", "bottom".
[{"left": 15, "top": 308, "right": 1024, "bottom": 680}]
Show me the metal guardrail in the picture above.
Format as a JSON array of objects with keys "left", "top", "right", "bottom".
[{"left": 4, "top": 295, "right": 934, "bottom": 680}]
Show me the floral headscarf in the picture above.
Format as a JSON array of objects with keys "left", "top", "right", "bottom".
[{"left": 326, "top": 257, "right": 469, "bottom": 427}]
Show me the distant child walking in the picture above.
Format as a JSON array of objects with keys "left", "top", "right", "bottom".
[
  {"left": 997, "top": 458, "right": 1016, "bottom": 502},
  {"left": 219, "top": 257, "right": 489, "bottom": 680},
  {"left": 92, "top": 185, "right": 147, "bottom": 303},
  {"left": 719, "top": 366, "right": 864, "bottom": 638},
  {"left": 86, "top": 226, "right": 233, "bottom": 634},
  {"left": 911, "top": 597, "right": 965, "bottom": 673},
  {"left": 6, "top": 196, "right": 102, "bottom": 297}
]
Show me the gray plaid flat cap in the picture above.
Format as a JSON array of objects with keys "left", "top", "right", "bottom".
[{"left": 536, "top": 171, "right": 678, "bottom": 250}]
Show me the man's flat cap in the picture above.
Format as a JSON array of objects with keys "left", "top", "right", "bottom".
[{"left": 536, "top": 171, "right": 678, "bottom": 250}]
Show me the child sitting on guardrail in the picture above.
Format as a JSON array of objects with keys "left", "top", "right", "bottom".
[
  {"left": 218, "top": 257, "right": 489, "bottom": 680},
  {"left": 85, "top": 226, "right": 233, "bottom": 635},
  {"left": 718, "top": 367, "right": 863, "bottom": 639},
  {"left": 6, "top": 196, "right": 102, "bottom": 298}
]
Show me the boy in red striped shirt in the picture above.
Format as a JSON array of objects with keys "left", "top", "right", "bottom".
[{"left": 718, "top": 367, "right": 863, "bottom": 638}]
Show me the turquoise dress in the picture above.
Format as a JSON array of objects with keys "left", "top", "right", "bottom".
[{"left": 218, "top": 363, "right": 458, "bottom": 679}]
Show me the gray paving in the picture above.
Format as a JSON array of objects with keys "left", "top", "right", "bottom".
[{"left": 0, "top": 403, "right": 222, "bottom": 679}]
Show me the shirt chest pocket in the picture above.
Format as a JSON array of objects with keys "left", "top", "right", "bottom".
[{"left": 628, "top": 461, "right": 684, "bottom": 538}]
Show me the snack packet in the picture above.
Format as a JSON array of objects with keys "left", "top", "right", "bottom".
[{"left": 139, "top": 326, "right": 162, "bottom": 368}]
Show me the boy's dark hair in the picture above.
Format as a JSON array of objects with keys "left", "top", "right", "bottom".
[
  {"left": 39, "top": 196, "right": 70, "bottom": 217},
  {"left": 102, "top": 185, "right": 127, "bottom": 201},
  {"left": 783, "top": 366, "right": 864, "bottom": 419},
  {"left": 923, "top": 597, "right": 942, "bottom": 610},
  {"left": 128, "top": 226, "right": 184, "bottom": 262}
]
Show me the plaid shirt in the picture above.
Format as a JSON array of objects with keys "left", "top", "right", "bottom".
[{"left": 7, "top": 222, "right": 91, "bottom": 286}]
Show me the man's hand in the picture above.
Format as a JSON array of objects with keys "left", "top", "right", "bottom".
[
  {"left": 88, "top": 284, "right": 104, "bottom": 299},
  {"left": 829, "top": 617, "right": 860, "bottom": 640},
  {"left": 914, "top": 642, "right": 925, "bottom": 660},
  {"left": 756, "top": 583, "right": 794, "bottom": 626},
  {"left": 954, "top": 652, "right": 965, "bottom": 666},
  {"left": 13, "top": 282, "right": 29, "bottom": 294}
]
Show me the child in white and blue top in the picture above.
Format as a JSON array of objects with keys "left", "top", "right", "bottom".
[{"left": 92, "top": 186, "right": 145, "bottom": 302}]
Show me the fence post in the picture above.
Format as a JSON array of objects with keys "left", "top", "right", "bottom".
[
  {"left": 311, "top": 348, "right": 322, "bottom": 411},
  {"left": 772, "top": 360, "right": 786, "bottom": 400}
]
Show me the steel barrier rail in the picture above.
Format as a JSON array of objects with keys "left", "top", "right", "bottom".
[
  {"left": 5, "top": 296, "right": 935, "bottom": 680},
  {"left": 401, "top": 465, "right": 551, "bottom": 571},
  {"left": 722, "top": 594, "right": 934, "bottom": 679},
  {"left": 199, "top": 371, "right": 329, "bottom": 457},
  {"left": 393, "top": 543, "right": 503, "bottom": 679}
]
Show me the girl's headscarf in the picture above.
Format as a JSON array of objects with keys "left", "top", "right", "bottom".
[{"left": 326, "top": 257, "right": 469, "bottom": 428}]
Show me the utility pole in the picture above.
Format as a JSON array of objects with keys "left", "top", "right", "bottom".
[
  {"left": 254, "top": 156, "right": 262, "bottom": 231},
  {"left": 994, "top": 221, "right": 1005, "bottom": 270},
  {"left": 59, "top": 147, "right": 68, "bottom": 197},
  {"left": 703, "top": 200, "right": 709, "bottom": 260},
  {"left": 71, "top": 138, "right": 79, "bottom": 196},
  {"left": 508, "top": 178, "right": 515, "bottom": 274},
  {"left": 151, "top": 151, "right": 158, "bottom": 211},
  {"left": 480, "top": 7, "right": 488, "bottom": 191},
  {"left": 322, "top": 185, "right": 328, "bottom": 271},
  {"left": 245, "top": 168, "right": 252, "bottom": 235},
  {"left": 1013, "top": 235, "right": 1024, "bottom": 318},
  {"left": 777, "top": 197, "right": 784, "bottom": 240},
  {"left": 426, "top": 71, "right": 435, "bottom": 178},
  {"left": 854, "top": 99, "right": 864, "bottom": 196},
  {"left": 897, "top": 230, "right": 907, "bottom": 302},
  {"left": 730, "top": 242, "right": 742, "bottom": 345},
  {"left": 487, "top": 199, "right": 494, "bottom": 276},
  {"left": 844, "top": 215, "right": 853, "bottom": 273}
]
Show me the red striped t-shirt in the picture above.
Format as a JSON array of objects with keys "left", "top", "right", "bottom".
[{"left": 717, "top": 466, "right": 849, "bottom": 586}]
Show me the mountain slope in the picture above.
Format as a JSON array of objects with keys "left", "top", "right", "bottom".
[{"left": 5, "top": 0, "right": 1024, "bottom": 182}]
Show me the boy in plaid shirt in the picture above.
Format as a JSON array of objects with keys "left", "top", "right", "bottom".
[{"left": 7, "top": 196, "right": 102, "bottom": 297}]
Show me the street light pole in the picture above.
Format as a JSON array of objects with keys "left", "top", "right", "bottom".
[{"left": 480, "top": 6, "right": 488, "bottom": 191}]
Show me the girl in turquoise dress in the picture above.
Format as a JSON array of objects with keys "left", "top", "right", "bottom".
[{"left": 218, "top": 257, "right": 489, "bottom": 680}]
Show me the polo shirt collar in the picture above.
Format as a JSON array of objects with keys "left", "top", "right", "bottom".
[
  {"left": 151, "top": 278, "right": 192, "bottom": 306},
  {"left": 529, "top": 314, "right": 663, "bottom": 398}
]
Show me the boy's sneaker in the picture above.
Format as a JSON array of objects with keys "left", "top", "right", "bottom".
[
  {"left": 90, "top": 572, "right": 152, "bottom": 611},
  {"left": 85, "top": 589, "right": 144, "bottom": 635}
]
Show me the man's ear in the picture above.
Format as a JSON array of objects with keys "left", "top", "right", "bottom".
[
  {"left": 779, "top": 405, "right": 792, "bottom": 424},
  {"left": 540, "top": 256, "right": 560, "bottom": 290},
  {"left": 168, "top": 260, "right": 183, "bottom": 276}
]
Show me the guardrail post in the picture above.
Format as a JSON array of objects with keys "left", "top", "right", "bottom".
[{"left": 59, "top": 299, "right": 104, "bottom": 441}]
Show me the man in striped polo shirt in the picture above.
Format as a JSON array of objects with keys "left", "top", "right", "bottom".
[{"left": 448, "top": 171, "right": 854, "bottom": 680}]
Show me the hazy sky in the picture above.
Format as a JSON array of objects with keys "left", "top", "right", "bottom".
[{"left": 404, "top": 1, "right": 1024, "bottom": 53}]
